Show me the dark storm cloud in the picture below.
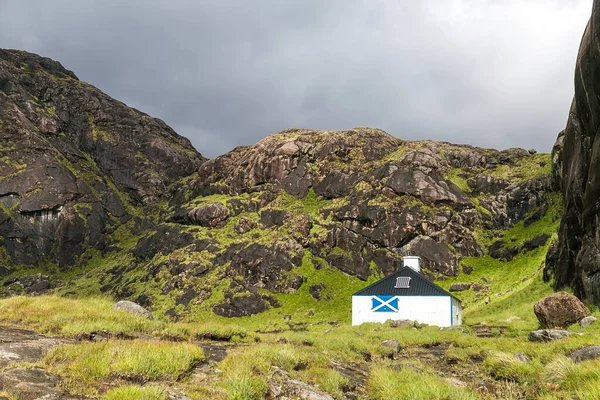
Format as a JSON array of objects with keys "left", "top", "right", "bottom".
[{"left": 0, "top": 0, "right": 592, "bottom": 157}]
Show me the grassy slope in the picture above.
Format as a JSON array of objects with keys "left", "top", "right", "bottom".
[
  {"left": 2, "top": 294, "right": 600, "bottom": 399},
  {"left": 438, "top": 195, "right": 562, "bottom": 330},
  {"left": 2, "top": 140, "right": 589, "bottom": 398},
  {"left": 44, "top": 340, "right": 204, "bottom": 397}
]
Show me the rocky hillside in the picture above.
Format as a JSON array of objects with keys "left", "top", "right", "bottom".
[
  {"left": 0, "top": 49, "right": 559, "bottom": 322},
  {"left": 546, "top": 0, "right": 600, "bottom": 306},
  {"left": 0, "top": 49, "right": 203, "bottom": 273},
  {"left": 179, "top": 128, "right": 552, "bottom": 283},
  {"left": 83, "top": 128, "right": 555, "bottom": 321}
]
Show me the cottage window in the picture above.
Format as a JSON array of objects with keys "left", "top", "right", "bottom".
[{"left": 394, "top": 276, "right": 411, "bottom": 289}]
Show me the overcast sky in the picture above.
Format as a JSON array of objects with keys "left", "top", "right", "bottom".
[{"left": 0, "top": 0, "right": 592, "bottom": 157}]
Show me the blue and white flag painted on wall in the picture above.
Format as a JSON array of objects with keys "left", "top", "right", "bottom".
[{"left": 371, "top": 296, "right": 399, "bottom": 312}]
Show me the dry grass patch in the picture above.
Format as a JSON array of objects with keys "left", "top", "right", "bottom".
[
  {"left": 0, "top": 296, "right": 160, "bottom": 336},
  {"left": 102, "top": 385, "right": 168, "bottom": 400},
  {"left": 367, "top": 363, "right": 478, "bottom": 400},
  {"left": 43, "top": 340, "right": 203, "bottom": 396},
  {"left": 482, "top": 351, "right": 542, "bottom": 382},
  {"left": 0, "top": 295, "right": 258, "bottom": 344}
]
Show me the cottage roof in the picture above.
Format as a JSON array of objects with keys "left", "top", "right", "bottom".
[{"left": 353, "top": 266, "right": 460, "bottom": 301}]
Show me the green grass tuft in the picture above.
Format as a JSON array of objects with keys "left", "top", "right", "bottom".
[
  {"left": 316, "top": 368, "right": 349, "bottom": 399},
  {"left": 102, "top": 385, "right": 168, "bottom": 400},
  {"left": 483, "top": 351, "right": 543, "bottom": 382},
  {"left": 367, "top": 363, "right": 478, "bottom": 400}
]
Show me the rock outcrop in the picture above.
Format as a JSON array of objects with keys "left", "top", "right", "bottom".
[
  {"left": 528, "top": 329, "right": 582, "bottom": 343},
  {"left": 0, "top": 327, "right": 74, "bottom": 399},
  {"left": 449, "top": 283, "right": 472, "bottom": 292},
  {"left": 579, "top": 316, "right": 598, "bottom": 327},
  {"left": 545, "top": 0, "right": 600, "bottom": 305},
  {"left": 570, "top": 346, "right": 600, "bottom": 362},
  {"left": 114, "top": 300, "right": 153, "bottom": 319},
  {"left": 175, "top": 128, "right": 553, "bottom": 279}
]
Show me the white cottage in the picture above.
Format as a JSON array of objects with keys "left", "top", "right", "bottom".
[{"left": 352, "top": 256, "right": 462, "bottom": 327}]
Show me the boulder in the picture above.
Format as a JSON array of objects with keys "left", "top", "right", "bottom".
[
  {"left": 0, "top": 367, "right": 78, "bottom": 400},
  {"left": 381, "top": 339, "right": 401, "bottom": 353},
  {"left": 389, "top": 319, "right": 414, "bottom": 328},
  {"left": 534, "top": 292, "right": 590, "bottom": 328},
  {"left": 235, "top": 216, "right": 256, "bottom": 234},
  {"left": 114, "top": 300, "right": 153, "bottom": 319},
  {"left": 580, "top": 316, "right": 598, "bottom": 327},
  {"left": 570, "top": 346, "right": 600, "bottom": 362},
  {"left": 308, "top": 283, "right": 326, "bottom": 300},
  {"left": 188, "top": 203, "right": 229, "bottom": 228},
  {"left": 522, "top": 234, "right": 550, "bottom": 251},
  {"left": 212, "top": 292, "right": 279, "bottom": 318},
  {"left": 449, "top": 283, "right": 471, "bottom": 292},
  {"left": 488, "top": 241, "right": 519, "bottom": 261},
  {"left": 385, "top": 168, "right": 471, "bottom": 207},
  {"left": 528, "top": 329, "right": 581, "bottom": 342}
]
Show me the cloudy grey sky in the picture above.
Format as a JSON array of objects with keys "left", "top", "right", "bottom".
[{"left": 0, "top": 0, "right": 592, "bottom": 157}]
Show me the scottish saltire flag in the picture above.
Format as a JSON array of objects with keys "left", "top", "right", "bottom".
[{"left": 371, "top": 296, "right": 399, "bottom": 312}]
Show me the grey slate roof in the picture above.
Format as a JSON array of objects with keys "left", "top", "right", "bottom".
[{"left": 353, "top": 266, "right": 460, "bottom": 301}]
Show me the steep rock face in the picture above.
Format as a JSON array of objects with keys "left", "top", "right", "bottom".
[
  {"left": 545, "top": 1, "right": 600, "bottom": 305},
  {"left": 0, "top": 49, "right": 203, "bottom": 270}
]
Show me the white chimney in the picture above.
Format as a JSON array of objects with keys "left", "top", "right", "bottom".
[{"left": 403, "top": 256, "right": 421, "bottom": 273}]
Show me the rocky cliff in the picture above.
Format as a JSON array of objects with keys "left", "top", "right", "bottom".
[
  {"left": 0, "top": 49, "right": 558, "bottom": 320},
  {"left": 546, "top": 0, "right": 600, "bottom": 305},
  {"left": 0, "top": 49, "right": 203, "bottom": 271}
]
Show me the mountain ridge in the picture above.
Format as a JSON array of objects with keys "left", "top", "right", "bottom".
[{"left": 0, "top": 48, "right": 559, "bottom": 323}]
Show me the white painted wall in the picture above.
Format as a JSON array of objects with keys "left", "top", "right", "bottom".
[{"left": 352, "top": 295, "right": 461, "bottom": 327}]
